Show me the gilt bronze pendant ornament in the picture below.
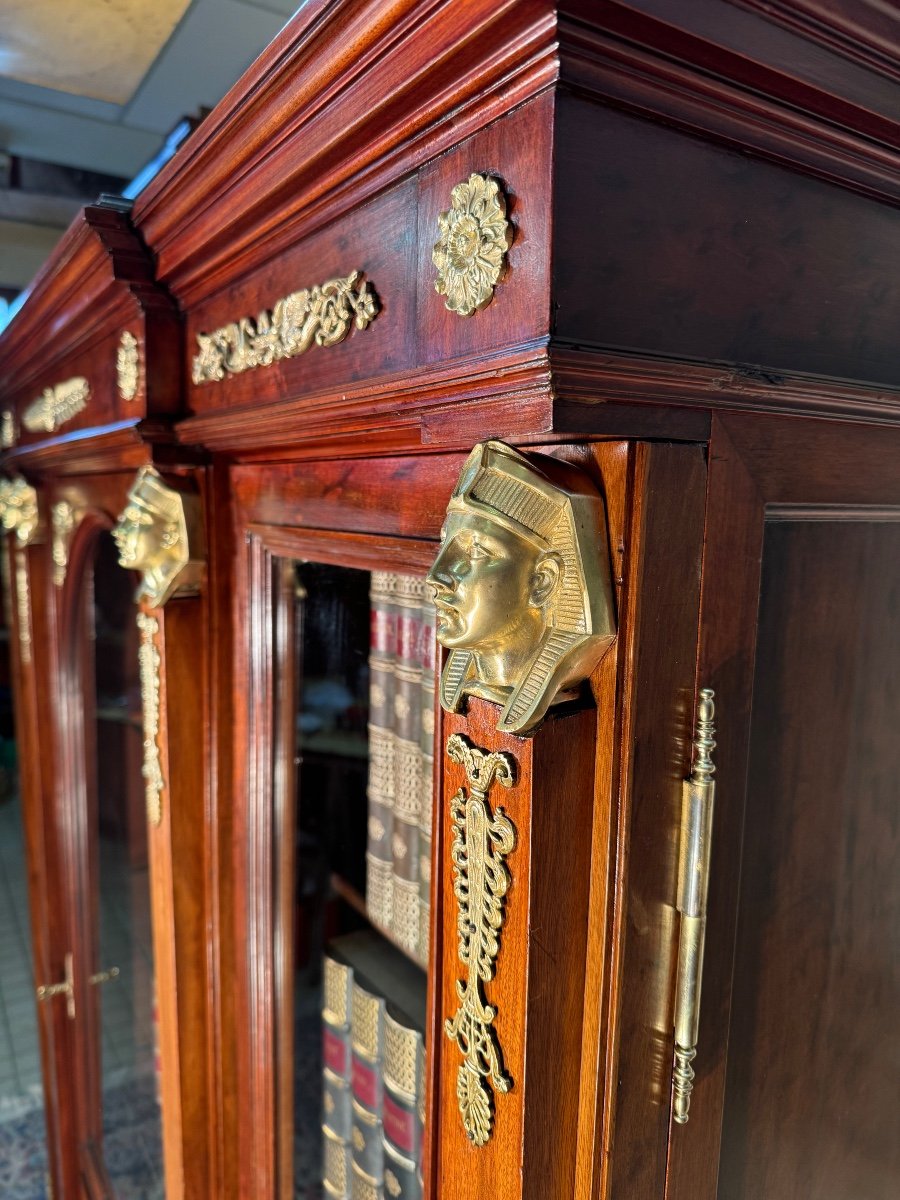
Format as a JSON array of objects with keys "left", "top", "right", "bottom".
[
  {"left": 444, "top": 733, "right": 516, "bottom": 1146},
  {"left": 117, "top": 331, "right": 140, "bottom": 401},
  {"left": 427, "top": 440, "right": 616, "bottom": 735},
  {"left": 136, "top": 612, "right": 164, "bottom": 827}
]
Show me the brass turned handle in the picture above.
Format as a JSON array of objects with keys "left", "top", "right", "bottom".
[
  {"left": 672, "top": 689, "right": 716, "bottom": 1125},
  {"left": 90, "top": 966, "right": 120, "bottom": 986},
  {"left": 36, "top": 951, "right": 75, "bottom": 1020}
]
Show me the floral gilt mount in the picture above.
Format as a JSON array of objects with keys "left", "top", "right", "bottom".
[
  {"left": 433, "top": 173, "right": 513, "bottom": 316},
  {"left": 191, "top": 271, "right": 379, "bottom": 384}
]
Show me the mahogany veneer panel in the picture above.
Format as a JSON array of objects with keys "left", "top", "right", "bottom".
[
  {"left": 415, "top": 91, "right": 553, "bottom": 367},
  {"left": 232, "top": 452, "right": 467, "bottom": 538},
  {"left": 554, "top": 97, "right": 900, "bottom": 387},
  {"left": 718, "top": 517, "right": 900, "bottom": 1199},
  {"left": 186, "top": 181, "right": 417, "bottom": 416},
  {"left": 437, "top": 698, "right": 595, "bottom": 1200}
]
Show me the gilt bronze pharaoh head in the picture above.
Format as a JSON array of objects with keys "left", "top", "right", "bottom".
[
  {"left": 113, "top": 465, "right": 203, "bottom": 607},
  {"left": 427, "top": 440, "right": 616, "bottom": 734}
]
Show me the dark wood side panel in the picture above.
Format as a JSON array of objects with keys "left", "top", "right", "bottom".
[
  {"left": 668, "top": 411, "right": 900, "bottom": 1200},
  {"left": 553, "top": 96, "right": 900, "bottom": 387},
  {"left": 715, "top": 515, "right": 900, "bottom": 1200}
]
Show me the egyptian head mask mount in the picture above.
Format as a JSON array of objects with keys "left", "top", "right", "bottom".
[
  {"left": 427, "top": 441, "right": 616, "bottom": 735},
  {"left": 112, "top": 466, "right": 204, "bottom": 607}
]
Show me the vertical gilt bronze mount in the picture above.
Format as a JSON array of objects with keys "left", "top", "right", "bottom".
[{"left": 444, "top": 733, "right": 516, "bottom": 1146}]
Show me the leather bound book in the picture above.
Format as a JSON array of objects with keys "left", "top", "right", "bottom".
[
  {"left": 350, "top": 1159, "right": 382, "bottom": 1200},
  {"left": 350, "top": 977, "right": 386, "bottom": 1189},
  {"left": 416, "top": 598, "right": 437, "bottom": 967},
  {"left": 382, "top": 1009, "right": 424, "bottom": 1199},
  {"left": 322, "top": 953, "right": 354, "bottom": 1143},
  {"left": 366, "top": 571, "right": 398, "bottom": 932},
  {"left": 323, "top": 1123, "right": 352, "bottom": 1199},
  {"left": 392, "top": 575, "right": 426, "bottom": 955}
]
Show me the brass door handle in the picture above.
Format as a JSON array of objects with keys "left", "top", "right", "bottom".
[
  {"left": 89, "top": 966, "right": 120, "bottom": 986},
  {"left": 36, "top": 951, "right": 75, "bottom": 1020}
]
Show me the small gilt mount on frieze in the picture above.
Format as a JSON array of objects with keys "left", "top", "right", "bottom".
[
  {"left": 113, "top": 466, "right": 204, "bottom": 607},
  {"left": 433, "top": 174, "right": 513, "bottom": 317}
]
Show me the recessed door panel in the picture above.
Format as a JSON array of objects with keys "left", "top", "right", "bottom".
[{"left": 717, "top": 516, "right": 900, "bottom": 1199}]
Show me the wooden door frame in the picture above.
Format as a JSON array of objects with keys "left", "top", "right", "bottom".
[
  {"left": 666, "top": 410, "right": 900, "bottom": 1199},
  {"left": 55, "top": 510, "right": 119, "bottom": 1198},
  {"left": 232, "top": 511, "right": 440, "bottom": 1200},
  {"left": 5, "top": 463, "right": 215, "bottom": 1200},
  {"left": 4, "top": 527, "right": 74, "bottom": 1199}
]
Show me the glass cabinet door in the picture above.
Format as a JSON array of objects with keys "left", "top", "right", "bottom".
[
  {"left": 278, "top": 560, "right": 435, "bottom": 1200},
  {"left": 65, "top": 529, "right": 164, "bottom": 1197}
]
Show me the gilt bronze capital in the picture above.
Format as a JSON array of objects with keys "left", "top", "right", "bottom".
[
  {"left": 427, "top": 441, "right": 616, "bottom": 734},
  {"left": 113, "top": 466, "right": 204, "bottom": 607}
]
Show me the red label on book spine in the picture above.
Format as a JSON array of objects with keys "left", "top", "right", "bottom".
[
  {"left": 351, "top": 1052, "right": 380, "bottom": 1110},
  {"left": 323, "top": 1026, "right": 349, "bottom": 1076},
  {"left": 371, "top": 609, "right": 395, "bottom": 655},
  {"left": 398, "top": 613, "right": 421, "bottom": 662},
  {"left": 383, "top": 1091, "right": 416, "bottom": 1155}
]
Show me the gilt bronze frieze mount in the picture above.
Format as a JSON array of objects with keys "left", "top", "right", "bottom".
[{"left": 191, "top": 270, "right": 379, "bottom": 384}]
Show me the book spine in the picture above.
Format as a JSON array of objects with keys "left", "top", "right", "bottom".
[
  {"left": 382, "top": 1011, "right": 424, "bottom": 1199},
  {"left": 350, "top": 980, "right": 386, "bottom": 1190},
  {"left": 324, "top": 1125, "right": 352, "bottom": 1199},
  {"left": 417, "top": 597, "right": 437, "bottom": 967},
  {"left": 391, "top": 576, "right": 425, "bottom": 956},
  {"left": 322, "top": 954, "right": 354, "bottom": 1198},
  {"left": 366, "top": 571, "right": 397, "bottom": 932}
]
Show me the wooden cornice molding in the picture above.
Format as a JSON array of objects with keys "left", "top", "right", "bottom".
[
  {"left": 173, "top": 341, "right": 554, "bottom": 457},
  {"left": 559, "top": 1, "right": 900, "bottom": 208},
  {"left": 163, "top": 335, "right": 900, "bottom": 463},
  {"left": 0, "top": 205, "right": 179, "bottom": 408},
  {"left": 131, "top": 0, "right": 558, "bottom": 306},
  {"left": 549, "top": 345, "right": 900, "bottom": 429},
  {"left": 0, "top": 417, "right": 201, "bottom": 478},
  {"left": 732, "top": 0, "right": 900, "bottom": 86}
]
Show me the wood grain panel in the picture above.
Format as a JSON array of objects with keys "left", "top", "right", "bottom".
[
  {"left": 232, "top": 453, "right": 468, "bottom": 539},
  {"left": 185, "top": 180, "right": 417, "bottom": 417},
  {"left": 437, "top": 697, "right": 596, "bottom": 1200},
  {"left": 554, "top": 97, "right": 900, "bottom": 387},
  {"left": 717, "top": 517, "right": 900, "bottom": 1199}
]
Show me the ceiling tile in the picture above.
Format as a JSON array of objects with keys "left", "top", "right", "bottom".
[
  {"left": 123, "top": 0, "right": 289, "bottom": 135},
  {"left": 0, "top": 0, "right": 192, "bottom": 104}
]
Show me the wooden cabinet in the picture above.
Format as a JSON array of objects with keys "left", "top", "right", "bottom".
[{"left": 1, "top": 3, "right": 899, "bottom": 1199}]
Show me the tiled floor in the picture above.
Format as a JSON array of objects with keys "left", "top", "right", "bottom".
[
  {"left": 0, "top": 795, "right": 164, "bottom": 1199},
  {"left": 0, "top": 796, "right": 45, "bottom": 1118},
  {"left": 0, "top": 793, "right": 48, "bottom": 1199}
]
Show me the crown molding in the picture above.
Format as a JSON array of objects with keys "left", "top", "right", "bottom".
[{"left": 132, "top": 0, "right": 558, "bottom": 307}]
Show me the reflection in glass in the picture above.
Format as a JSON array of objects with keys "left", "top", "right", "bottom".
[
  {"left": 89, "top": 533, "right": 163, "bottom": 1198},
  {"left": 289, "top": 564, "right": 430, "bottom": 1200}
]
